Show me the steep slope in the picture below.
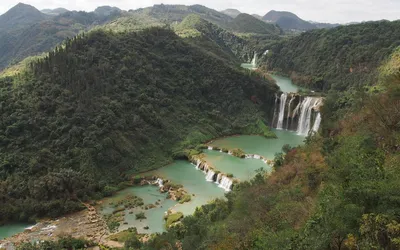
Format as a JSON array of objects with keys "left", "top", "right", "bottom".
[
  {"left": 0, "top": 27, "right": 277, "bottom": 222},
  {"left": 221, "top": 9, "right": 241, "bottom": 18},
  {"left": 0, "top": 9, "right": 122, "bottom": 70},
  {"left": 174, "top": 14, "right": 255, "bottom": 62},
  {"left": 263, "top": 10, "right": 317, "bottom": 30},
  {"left": 228, "top": 13, "right": 282, "bottom": 35},
  {"left": 263, "top": 20, "right": 400, "bottom": 91},
  {"left": 0, "top": 3, "right": 47, "bottom": 30}
]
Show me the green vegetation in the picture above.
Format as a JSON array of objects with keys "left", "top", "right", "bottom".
[
  {"left": 135, "top": 212, "right": 146, "bottom": 220},
  {"left": 16, "top": 237, "right": 91, "bottom": 250},
  {"left": 0, "top": 27, "right": 276, "bottom": 223},
  {"left": 108, "top": 227, "right": 138, "bottom": 242},
  {"left": 228, "top": 13, "right": 282, "bottom": 35},
  {"left": 179, "top": 194, "right": 192, "bottom": 204},
  {"left": 165, "top": 212, "right": 184, "bottom": 228},
  {"left": 264, "top": 20, "right": 400, "bottom": 91}
]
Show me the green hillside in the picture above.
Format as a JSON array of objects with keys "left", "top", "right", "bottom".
[
  {"left": 174, "top": 14, "right": 254, "bottom": 62},
  {"left": 263, "top": 20, "right": 400, "bottom": 91},
  {"left": 0, "top": 28, "right": 277, "bottom": 223},
  {"left": 229, "top": 13, "right": 282, "bottom": 35}
]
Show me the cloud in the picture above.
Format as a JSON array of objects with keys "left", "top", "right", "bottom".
[{"left": 0, "top": 0, "right": 399, "bottom": 23}]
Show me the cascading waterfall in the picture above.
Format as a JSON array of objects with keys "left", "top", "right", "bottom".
[
  {"left": 271, "top": 94, "right": 279, "bottom": 126},
  {"left": 297, "top": 97, "right": 320, "bottom": 135},
  {"left": 251, "top": 52, "right": 257, "bottom": 68},
  {"left": 286, "top": 94, "right": 295, "bottom": 129},
  {"left": 207, "top": 146, "right": 213, "bottom": 150},
  {"left": 195, "top": 159, "right": 201, "bottom": 170},
  {"left": 206, "top": 170, "right": 215, "bottom": 182},
  {"left": 219, "top": 176, "right": 233, "bottom": 191},
  {"left": 312, "top": 112, "right": 322, "bottom": 133},
  {"left": 155, "top": 178, "right": 164, "bottom": 187},
  {"left": 215, "top": 173, "right": 222, "bottom": 184},
  {"left": 276, "top": 93, "right": 288, "bottom": 129}
]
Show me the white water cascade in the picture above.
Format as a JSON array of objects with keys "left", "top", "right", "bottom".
[
  {"left": 276, "top": 93, "right": 288, "bottom": 129},
  {"left": 312, "top": 113, "right": 322, "bottom": 133},
  {"left": 195, "top": 159, "right": 201, "bottom": 170},
  {"left": 286, "top": 94, "right": 295, "bottom": 129},
  {"left": 271, "top": 94, "right": 279, "bottom": 125},
  {"left": 155, "top": 178, "right": 164, "bottom": 187},
  {"left": 206, "top": 170, "right": 215, "bottom": 182},
  {"left": 215, "top": 173, "right": 222, "bottom": 184},
  {"left": 297, "top": 97, "right": 321, "bottom": 135},
  {"left": 219, "top": 176, "right": 233, "bottom": 191},
  {"left": 207, "top": 146, "right": 213, "bottom": 150},
  {"left": 251, "top": 52, "right": 257, "bottom": 68}
]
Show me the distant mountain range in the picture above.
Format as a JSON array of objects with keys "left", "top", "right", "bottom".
[
  {"left": 262, "top": 10, "right": 340, "bottom": 30},
  {"left": 221, "top": 9, "right": 340, "bottom": 31},
  {"left": 0, "top": 2, "right": 344, "bottom": 71},
  {"left": 0, "top": 3, "right": 123, "bottom": 70},
  {"left": 41, "top": 8, "right": 69, "bottom": 16},
  {"left": 221, "top": 9, "right": 241, "bottom": 18}
]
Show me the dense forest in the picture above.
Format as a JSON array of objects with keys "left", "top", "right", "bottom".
[
  {"left": 263, "top": 20, "right": 400, "bottom": 91},
  {"left": 129, "top": 40, "right": 400, "bottom": 250},
  {"left": 0, "top": 27, "right": 278, "bottom": 223}
]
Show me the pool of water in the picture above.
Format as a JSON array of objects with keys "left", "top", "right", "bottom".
[
  {"left": 203, "top": 150, "right": 271, "bottom": 181},
  {"left": 271, "top": 74, "right": 305, "bottom": 93},
  {"left": 100, "top": 185, "right": 176, "bottom": 234},
  {"left": 0, "top": 223, "right": 32, "bottom": 240},
  {"left": 152, "top": 160, "right": 226, "bottom": 215},
  {"left": 209, "top": 129, "right": 305, "bottom": 160}
]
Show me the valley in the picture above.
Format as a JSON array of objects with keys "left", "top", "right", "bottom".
[{"left": 0, "top": 1, "right": 399, "bottom": 250}]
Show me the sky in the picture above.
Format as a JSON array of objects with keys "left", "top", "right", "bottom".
[{"left": 0, "top": 0, "right": 399, "bottom": 23}]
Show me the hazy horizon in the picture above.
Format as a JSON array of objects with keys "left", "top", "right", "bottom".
[{"left": 0, "top": 0, "right": 399, "bottom": 24}]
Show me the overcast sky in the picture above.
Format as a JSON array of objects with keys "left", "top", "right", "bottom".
[{"left": 0, "top": 0, "right": 399, "bottom": 23}]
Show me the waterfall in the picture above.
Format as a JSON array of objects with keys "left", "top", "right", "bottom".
[
  {"left": 155, "top": 178, "right": 164, "bottom": 187},
  {"left": 271, "top": 94, "right": 279, "bottom": 126},
  {"left": 206, "top": 170, "right": 215, "bottom": 182},
  {"left": 218, "top": 176, "right": 233, "bottom": 192},
  {"left": 195, "top": 159, "right": 201, "bottom": 170},
  {"left": 297, "top": 97, "right": 320, "bottom": 135},
  {"left": 228, "top": 151, "right": 233, "bottom": 155},
  {"left": 215, "top": 173, "right": 222, "bottom": 184},
  {"left": 286, "top": 94, "right": 295, "bottom": 129},
  {"left": 263, "top": 49, "right": 269, "bottom": 55},
  {"left": 312, "top": 113, "right": 322, "bottom": 133},
  {"left": 251, "top": 52, "right": 257, "bottom": 67},
  {"left": 292, "top": 99, "right": 301, "bottom": 118},
  {"left": 253, "top": 154, "right": 261, "bottom": 159},
  {"left": 276, "top": 93, "right": 288, "bottom": 129},
  {"left": 207, "top": 146, "right": 213, "bottom": 150}
]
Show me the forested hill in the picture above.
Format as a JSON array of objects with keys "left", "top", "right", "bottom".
[
  {"left": 263, "top": 20, "right": 400, "bottom": 91},
  {"left": 0, "top": 27, "right": 278, "bottom": 223},
  {"left": 174, "top": 15, "right": 253, "bottom": 63}
]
